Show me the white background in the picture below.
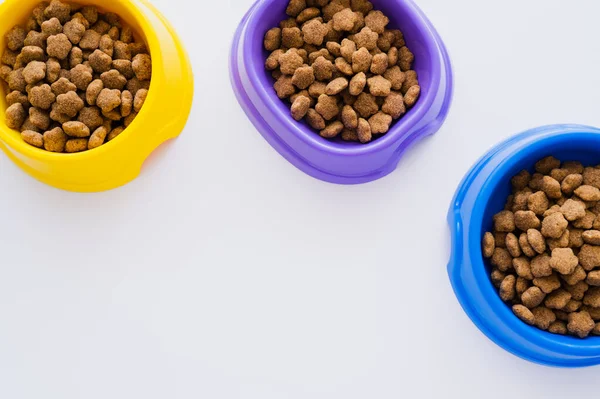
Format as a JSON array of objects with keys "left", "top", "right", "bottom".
[{"left": 1, "top": 0, "right": 600, "bottom": 398}]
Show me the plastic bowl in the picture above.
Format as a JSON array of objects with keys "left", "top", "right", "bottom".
[
  {"left": 0, "top": 0, "right": 193, "bottom": 192},
  {"left": 448, "top": 124, "right": 600, "bottom": 367},
  {"left": 230, "top": 0, "right": 453, "bottom": 185}
]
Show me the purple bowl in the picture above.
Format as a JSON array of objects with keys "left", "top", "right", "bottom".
[{"left": 230, "top": 0, "right": 454, "bottom": 184}]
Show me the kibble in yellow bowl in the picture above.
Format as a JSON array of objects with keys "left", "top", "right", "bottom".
[{"left": 0, "top": 0, "right": 193, "bottom": 192}]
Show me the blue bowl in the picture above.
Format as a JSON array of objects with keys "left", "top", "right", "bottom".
[{"left": 448, "top": 124, "right": 600, "bottom": 367}]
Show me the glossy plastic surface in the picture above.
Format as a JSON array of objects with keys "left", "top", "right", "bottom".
[
  {"left": 448, "top": 124, "right": 600, "bottom": 367},
  {"left": 0, "top": 0, "right": 193, "bottom": 192},
  {"left": 230, "top": 0, "right": 453, "bottom": 185}
]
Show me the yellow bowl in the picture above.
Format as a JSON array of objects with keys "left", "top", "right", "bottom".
[{"left": 0, "top": 0, "right": 193, "bottom": 192}]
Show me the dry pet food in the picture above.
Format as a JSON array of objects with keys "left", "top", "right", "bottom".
[
  {"left": 483, "top": 156, "right": 600, "bottom": 338},
  {"left": 1, "top": 0, "right": 152, "bottom": 153},
  {"left": 264, "top": 0, "right": 420, "bottom": 144}
]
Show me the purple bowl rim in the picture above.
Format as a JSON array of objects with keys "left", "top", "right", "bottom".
[{"left": 234, "top": 0, "right": 453, "bottom": 156}]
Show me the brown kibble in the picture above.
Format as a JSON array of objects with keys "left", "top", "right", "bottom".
[
  {"left": 368, "top": 112, "right": 392, "bottom": 135},
  {"left": 96, "top": 88, "right": 122, "bottom": 113},
  {"left": 536, "top": 156, "right": 561, "bottom": 174},
  {"left": 341, "top": 105, "right": 358, "bottom": 129},
  {"left": 541, "top": 212, "right": 568, "bottom": 238},
  {"left": 493, "top": 210, "right": 515, "bottom": 232},
  {"left": 527, "top": 191, "right": 549, "bottom": 215},
  {"left": 22, "top": 61, "right": 46, "bottom": 84},
  {"left": 364, "top": 10, "right": 388, "bottom": 34},
  {"left": 332, "top": 8, "right": 357, "bottom": 32},
  {"left": 534, "top": 273, "right": 561, "bottom": 294},
  {"left": 292, "top": 65, "right": 315, "bottom": 89},
  {"left": 79, "top": 29, "right": 101, "bottom": 50},
  {"left": 29, "top": 107, "right": 50, "bottom": 131},
  {"left": 352, "top": 27, "right": 378, "bottom": 51},
  {"left": 23, "top": 31, "right": 46, "bottom": 50},
  {"left": 370, "top": 53, "right": 388, "bottom": 75},
  {"left": 46, "top": 34, "right": 72, "bottom": 60},
  {"left": 107, "top": 27, "right": 120, "bottom": 42},
  {"left": 312, "top": 56, "right": 334, "bottom": 81},
  {"left": 325, "top": 77, "right": 348, "bottom": 95},
  {"left": 367, "top": 75, "right": 391, "bottom": 97},
  {"left": 286, "top": 0, "right": 307, "bottom": 17},
  {"left": 548, "top": 321, "right": 568, "bottom": 335},
  {"left": 516, "top": 277, "right": 530, "bottom": 296},
  {"left": 91, "top": 20, "right": 111, "bottom": 35},
  {"left": 99, "top": 35, "right": 114, "bottom": 57},
  {"left": 356, "top": 117, "right": 371, "bottom": 144},
  {"left": 21, "top": 130, "right": 44, "bottom": 148},
  {"left": 335, "top": 57, "right": 353, "bottom": 76},
  {"left": 352, "top": 47, "right": 372, "bottom": 74},
  {"left": 28, "top": 84, "right": 55, "bottom": 110},
  {"left": 568, "top": 311, "right": 595, "bottom": 338},
  {"left": 584, "top": 287, "right": 600, "bottom": 307},
  {"left": 522, "top": 286, "right": 545, "bottom": 309},
  {"left": 88, "top": 49, "right": 112, "bottom": 74},
  {"left": 7, "top": 68, "right": 27, "bottom": 92},
  {"left": 530, "top": 307, "right": 556, "bottom": 330},
  {"left": 84, "top": 79, "right": 103, "bottom": 105},
  {"left": 308, "top": 81, "right": 327, "bottom": 98},
  {"left": 282, "top": 27, "right": 304, "bottom": 49},
  {"left": 55, "top": 90, "right": 83, "bottom": 117},
  {"left": 320, "top": 120, "right": 344, "bottom": 139},
  {"left": 308, "top": 48, "right": 332, "bottom": 64},
  {"left": 69, "top": 47, "right": 83, "bottom": 68},
  {"left": 306, "top": 108, "right": 326, "bottom": 130},
  {"left": 65, "top": 138, "right": 88, "bottom": 153},
  {"left": 6, "top": 103, "right": 26, "bottom": 129},
  {"left": 315, "top": 94, "right": 339, "bottom": 120},
  {"left": 513, "top": 305, "right": 535, "bottom": 325},
  {"left": 44, "top": 0, "right": 71, "bottom": 24},
  {"left": 297, "top": 8, "right": 321, "bottom": 24},
  {"left": 565, "top": 280, "right": 589, "bottom": 301},
  {"left": 341, "top": 128, "right": 358, "bottom": 142},
  {"left": 572, "top": 210, "right": 596, "bottom": 229},
  {"left": 69, "top": 64, "right": 92, "bottom": 90},
  {"left": 505, "top": 233, "right": 521, "bottom": 257},
  {"left": 513, "top": 257, "right": 533, "bottom": 280},
  {"left": 550, "top": 248, "right": 579, "bottom": 275},
  {"left": 62, "top": 121, "right": 90, "bottom": 137},
  {"left": 42, "top": 127, "right": 66, "bottom": 152},
  {"left": 348, "top": 72, "right": 367, "bottom": 96},
  {"left": 112, "top": 59, "right": 134, "bottom": 79},
  {"left": 540, "top": 176, "right": 562, "bottom": 199},
  {"left": 340, "top": 38, "right": 356, "bottom": 62},
  {"left": 582, "top": 230, "right": 600, "bottom": 245},
  {"left": 531, "top": 254, "right": 552, "bottom": 278},
  {"left": 118, "top": 91, "right": 133, "bottom": 117},
  {"left": 132, "top": 53, "right": 151, "bottom": 81},
  {"left": 78, "top": 106, "right": 103, "bottom": 131},
  {"left": 383, "top": 66, "right": 406, "bottom": 91},
  {"left": 403, "top": 84, "right": 420, "bottom": 109},
  {"left": 353, "top": 92, "right": 378, "bottom": 118},
  {"left": 586, "top": 270, "right": 600, "bottom": 287},
  {"left": 547, "top": 230, "right": 569, "bottom": 251},
  {"left": 264, "top": 27, "right": 282, "bottom": 51},
  {"left": 381, "top": 91, "right": 406, "bottom": 120},
  {"left": 87, "top": 125, "right": 108, "bottom": 149},
  {"left": 6, "top": 26, "right": 26, "bottom": 51},
  {"left": 107, "top": 126, "right": 125, "bottom": 141},
  {"left": 63, "top": 20, "right": 85, "bottom": 45},
  {"left": 101, "top": 69, "right": 127, "bottom": 90},
  {"left": 575, "top": 185, "right": 600, "bottom": 201},
  {"left": 568, "top": 228, "right": 585, "bottom": 248},
  {"left": 514, "top": 210, "right": 540, "bottom": 231},
  {"left": 326, "top": 42, "right": 342, "bottom": 57},
  {"left": 491, "top": 269, "right": 506, "bottom": 288},
  {"left": 491, "top": 247, "right": 512, "bottom": 272},
  {"left": 515, "top": 171, "right": 533, "bottom": 190},
  {"left": 499, "top": 275, "right": 516, "bottom": 301},
  {"left": 545, "top": 289, "right": 572, "bottom": 310},
  {"left": 5, "top": 91, "right": 28, "bottom": 108},
  {"left": 274, "top": 75, "right": 295, "bottom": 99},
  {"left": 291, "top": 95, "right": 311, "bottom": 121},
  {"left": 41, "top": 18, "right": 62, "bottom": 37},
  {"left": 113, "top": 41, "right": 131, "bottom": 60},
  {"left": 579, "top": 244, "right": 600, "bottom": 271}
]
